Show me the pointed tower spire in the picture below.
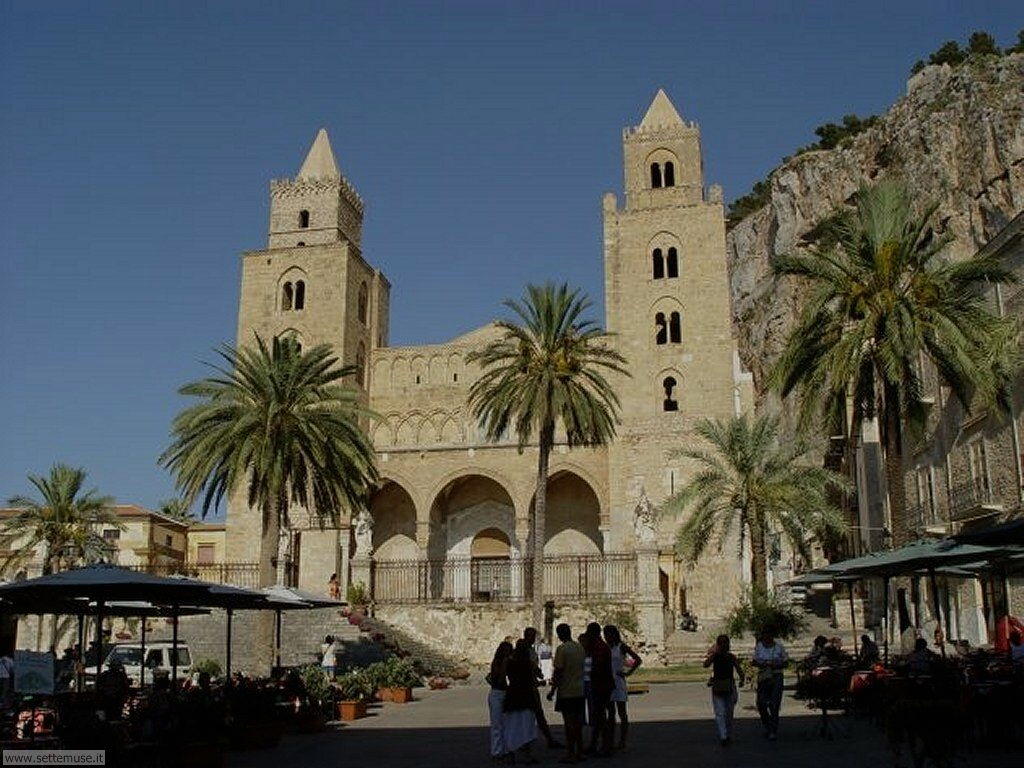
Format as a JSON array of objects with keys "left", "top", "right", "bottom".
[
  {"left": 639, "top": 89, "right": 684, "bottom": 129},
  {"left": 297, "top": 128, "right": 340, "bottom": 179}
]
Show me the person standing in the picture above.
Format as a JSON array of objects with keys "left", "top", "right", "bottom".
[
  {"left": 584, "top": 622, "right": 614, "bottom": 756},
  {"left": 752, "top": 630, "right": 787, "bottom": 740},
  {"left": 320, "top": 635, "right": 338, "bottom": 678},
  {"left": 328, "top": 573, "right": 341, "bottom": 600},
  {"left": 503, "top": 639, "right": 539, "bottom": 763},
  {"left": 603, "top": 625, "right": 641, "bottom": 749},
  {"left": 524, "top": 627, "right": 560, "bottom": 749},
  {"left": 547, "top": 623, "right": 585, "bottom": 764},
  {"left": 704, "top": 634, "right": 745, "bottom": 746},
  {"left": 487, "top": 641, "right": 514, "bottom": 761}
]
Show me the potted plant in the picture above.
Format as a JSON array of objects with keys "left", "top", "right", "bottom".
[
  {"left": 346, "top": 582, "right": 369, "bottom": 624},
  {"left": 335, "top": 670, "right": 371, "bottom": 721},
  {"left": 378, "top": 657, "right": 420, "bottom": 703}
]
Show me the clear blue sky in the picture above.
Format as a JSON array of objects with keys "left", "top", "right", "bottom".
[{"left": 1, "top": 1, "right": 1020, "bottom": 515}]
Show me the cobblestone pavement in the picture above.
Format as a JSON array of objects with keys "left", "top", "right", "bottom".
[{"left": 229, "top": 681, "right": 1018, "bottom": 768}]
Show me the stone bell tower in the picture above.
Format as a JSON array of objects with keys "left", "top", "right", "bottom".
[
  {"left": 603, "top": 90, "right": 749, "bottom": 628},
  {"left": 226, "top": 129, "right": 391, "bottom": 589}
]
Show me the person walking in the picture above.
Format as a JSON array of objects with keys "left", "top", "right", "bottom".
[
  {"left": 503, "top": 639, "right": 539, "bottom": 763},
  {"left": 603, "top": 624, "right": 641, "bottom": 749},
  {"left": 584, "top": 622, "right": 614, "bottom": 756},
  {"left": 328, "top": 573, "right": 341, "bottom": 600},
  {"left": 547, "top": 623, "right": 585, "bottom": 764},
  {"left": 320, "top": 635, "right": 339, "bottom": 678},
  {"left": 487, "top": 641, "right": 514, "bottom": 761},
  {"left": 524, "top": 627, "right": 561, "bottom": 749},
  {"left": 752, "top": 630, "right": 787, "bottom": 740},
  {"left": 704, "top": 634, "right": 745, "bottom": 746}
]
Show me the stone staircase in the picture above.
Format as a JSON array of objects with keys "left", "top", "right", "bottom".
[
  {"left": 277, "top": 607, "right": 387, "bottom": 669},
  {"left": 665, "top": 612, "right": 861, "bottom": 665},
  {"left": 358, "top": 615, "right": 473, "bottom": 678}
]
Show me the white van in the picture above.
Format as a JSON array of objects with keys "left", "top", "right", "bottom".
[{"left": 103, "top": 642, "right": 192, "bottom": 686}]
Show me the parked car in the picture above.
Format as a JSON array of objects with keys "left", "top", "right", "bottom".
[{"left": 103, "top": 641, "right": 192, "bottom": 686}]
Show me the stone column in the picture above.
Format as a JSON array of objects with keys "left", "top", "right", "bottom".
[
  {"left": 635, "top": 545, "right": 666, "bottom": 661},
  {"left": 338, "top": 527, "right": 351, "bottom": 596},
  {"left": 513, "top": 516, "right": 531, "bottom": 600}
]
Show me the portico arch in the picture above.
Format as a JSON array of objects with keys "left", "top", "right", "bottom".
[
  {"left": 368, "top": 479, "right": 418, "bottom": 561},
  {"left": 532, "top": 470, "right": 604, "bottom": 555}
]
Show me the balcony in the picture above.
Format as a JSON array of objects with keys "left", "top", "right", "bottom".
[{"left": 947, "top": 476, "right": 1004, "bottom": 522}]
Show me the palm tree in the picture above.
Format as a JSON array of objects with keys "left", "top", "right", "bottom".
[
  {"left": 771, "top": 181, "right": 1018, "bottom": 544},
  {"left": 1, "top": 464, "right": 120, "bottom": 576},
  {"left": 467, "top": 283, "right": 627, "bottom": 628},
  {"left": 161, "top": 335, "right": 377, "bottom": 585},
  {"left": 663, "top": 414, "right": 847, "bottom": 591},
  {"left": 157, "top": 497, "right": 197, "bottom": 524}
]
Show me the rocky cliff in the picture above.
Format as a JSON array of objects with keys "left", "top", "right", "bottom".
[{"left": 726, "top": 53, "right": 1024, "bottom": 397}]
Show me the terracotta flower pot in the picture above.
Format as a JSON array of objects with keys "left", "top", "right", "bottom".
[
  {"left": 338, "top": 700, "right": 367, "bottom": 721},
  {"left": 389, "top": 686, "right": 413, "bottom": 703},
  {"left": 376, "top": 687, "right": 392, "bottom": 702}
]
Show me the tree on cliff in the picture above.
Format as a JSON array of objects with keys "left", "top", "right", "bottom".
[
  {"left": 467, "top": 283, "right": 626, "bottom": 629},
  {"left": 663, "top": 414, "right": 846, "bottom": 591},
  {"left": 161, "top": 335, "right": 377, "bottom": 585},
  {"left": 770, "top": 181, "right": 1018, "bottom": 545}
]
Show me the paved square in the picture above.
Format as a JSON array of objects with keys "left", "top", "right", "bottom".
[{"left": 228, "top": 681, "right": 1017, "bottom": 767}]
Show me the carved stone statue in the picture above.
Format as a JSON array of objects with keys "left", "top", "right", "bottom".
[
  {"left": 633, "top": 490, "right": 658, "bottom": 547},
  {"left": 353, "top": 509, "right": 374, "bottom": 558}
]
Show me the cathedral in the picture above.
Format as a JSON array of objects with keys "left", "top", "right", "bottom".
[{"left": 225, "top": 90, "right": 753, "bottom": 653}]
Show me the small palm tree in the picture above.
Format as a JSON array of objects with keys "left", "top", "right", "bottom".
[
  {"left": 1, "top": 464, "right": 121, "bottom": 576},
  {"left": 161, "top": 335, "right": 377, "bottom": 584},
  {"left": 157, "top": 497, "right": 196, "bottom": 524},
  {"left": 771, "top": 181, "right": 1018, "bottom": 544},
  {"left": 467, "top": 283, "right": 628, "bottom": 628},
  {"left": 663, "top": 414, "right": 847, "bottom": 591}
]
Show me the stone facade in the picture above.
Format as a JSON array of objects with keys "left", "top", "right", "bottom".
[{"left": 225, "top": 91, "right": 753, "bottom": 652}]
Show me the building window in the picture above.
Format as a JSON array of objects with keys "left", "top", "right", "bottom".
[
  {"left": 968, "top": 438, "right": 989, "bottom": 494},
  {"left": 358, "top": 282, "right": 368, "bottom": 324},
  {"left": 669, "top": 312, "right": 681, "bottom": 343},
  {"left": 652, "top": 248, "right": 664, "bottom": 279},
  {"left": 916, "top": 467, "right": 935, "bottom": 525},
  {"left": 415, "top": 375, "right": 421, "bottom": 385},
  {"left": 666, "top": 247, "right": 679, "bottom": 278},
  {"left": 196, "top": 544, "right": 215, "bottom": 565},
  {"left": 663, "top": 161, "right": 675, "bottom": 187},
  {"left": 655, "top": 312, "right": 667, "bottom": 345},
  {"left": 164, "top": 534, "right": 172, "bottom": 547},
  {"left": 296, "top": 241, "right": 305, "bottom": 247},
  {"left": 102, "top": 529, "right": 120, "bottom": 541},
  {"left": 662, "top": 377, "right": 679, "bottom": 412},
  {"left": 294, "top": 280, "right": 305, "bottom": 310},
  {"left": 298, "top": 210, "right": 310, "bottom": 228},
  {"left": 453, "top": 373, "right": 458, "bottom": 382},
  {"left": 650, "top": 163, "right": 662, "bottom": 189},
  {"left": 281, "top": 282, "right": 293, "bottom": 311}
]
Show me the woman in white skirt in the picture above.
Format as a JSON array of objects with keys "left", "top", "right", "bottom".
[
  {"left": 604, "top": 625, "right": 642, "bottom": 749},
  {"left": 487, "top": 641, "right": 514, "bottom": 761},
  {"left": 502, "top": 639, "right": 539, "bottom": 763}
]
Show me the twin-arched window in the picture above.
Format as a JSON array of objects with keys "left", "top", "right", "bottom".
[
  {"left": 299, "top": 210, "right": 310, "bottom": 229},
  {"left": 650, "top": 161, "right": 676, "bottom": 189},
  {"left": 358, "top": 282, "right": 368, "bottom": 324},
  {"left": 655, "top": 312, "right": 681, "bottom": 345},
  {"left": 281, "top": 280, "right": 306, "bottom": 311},
  {"left": 652, "top": 247, "right": 679, "bottom": 279}
]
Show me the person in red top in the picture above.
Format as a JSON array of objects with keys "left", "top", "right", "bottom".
[{"left": 584, "top": 622, "right": 614, "bottom": 756}]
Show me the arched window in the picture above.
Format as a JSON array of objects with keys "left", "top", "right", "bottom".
[
  {"left": 358, "top": 282, "right": 368, "bottom": 324},
  {"left": 666, "top": 247, "right": 679, "bottom": 278},
  {"left": 299, "top": 210, "right": 310, "bottom": 228},
  {"left": 356, "top": 342, "right": 366, "bottom": 386},
  {"left": 663, "top": 162, "right": 675, "bottom": 188},
  {"left": 669, "top": 312, "right": 681, "bottom": 343},
  {"left": 650, "top": 163, "right": 662, "bottom": 189},
  {"left": 297, "top": 241, "right": 305, "bottom": 247},
  {"left": 281, "top": 282, "right": 293, "bottom": 311},
  {"left": 652, "top": 248, "right": 664, "bottom": 279},
  {"left": 294, "top": 280, "right": 305, "bottom": 310},
  {"left": 662, "top": 377, "right": 679, "bottom": 412},
  {"left": 655, "top": 312, "right": 667, "bottom": 345}
]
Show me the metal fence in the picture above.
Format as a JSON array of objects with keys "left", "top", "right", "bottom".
[
  {"left": 371, "top": 553, "right": 637, "bottom": 604},
  {"left": 125, "top": 561, "right": 261, "bottom": 589}
]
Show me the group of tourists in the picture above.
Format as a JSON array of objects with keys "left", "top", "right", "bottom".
[{"left": 487, "top": 622, "right": 641, "bottom": 764}]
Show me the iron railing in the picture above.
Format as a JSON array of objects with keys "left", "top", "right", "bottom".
[
  {"left": 371, "top": 554, "right": 637, "bottom": 604},
  {"left": 125, "top": 561, "right": 261, "bottom": 589},
  {"left": 948, "top": 475, "right": 1003, "bottom": 521}
]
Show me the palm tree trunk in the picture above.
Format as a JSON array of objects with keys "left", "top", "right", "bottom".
[
  {"left": 748, "top": 511, "right": 768, "bottom": 593},
  {"left": 881, "top": 384, "right": 908, "bottom": 547},
  {"left": 260, "top": 496, "right": 279, "bottom": 587},
  {"left": 532, "top": 422, "right": 554, "bottom": 630}
]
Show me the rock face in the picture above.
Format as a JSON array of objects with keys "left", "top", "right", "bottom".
[{"left": 727, "top": 53, "right": 1024, "bottom": 396}]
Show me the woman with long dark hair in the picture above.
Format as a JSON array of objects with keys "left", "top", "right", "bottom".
[
  {"left": 488, "top": 641, "right": 514, "bottom": 761},
  {"left": 503, "top": 639, "right": 539, "bottom": 763},
  {"left": 704, "top": 634, "right": 745, "bottom": 746}
]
